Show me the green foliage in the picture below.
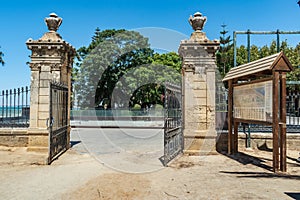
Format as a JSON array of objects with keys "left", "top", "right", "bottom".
[
  {"left": 73, "top": 29, "right": 182, "bottom": 109},
  {"left": 216, "top": 24, "right": 233, "bottom": 77},
  {"left": 115, "top": 63, "right": 181, "bottom": 108},
  {"left": 0, "top": 46, "right": 4, "bottom": 66},
  {"left": 152, "top": 52, "right": 182, "bottom": 73},
  {"left": 217, "top": 24, "right": 300, "bottom": 81},
  {"left": 243, "top": 41, "right": 300, "bottom": 81},
  {"left": 217, "top": 33, "right": 300, "bottom": 81},
  {"left": 234, "top": 41, "right": 300, "bottom": 81},
  {"left": 74, "top": 29, "right": 152, "bottom": 109}
]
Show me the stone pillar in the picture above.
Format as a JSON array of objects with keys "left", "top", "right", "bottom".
[
  {"left": 178, "top": 12, "right": 219, "bottom": 155},
  {"left": 26, "top": 13, "right": 75, "bottom": 152}
]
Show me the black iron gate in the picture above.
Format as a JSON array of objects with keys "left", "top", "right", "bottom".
[
  {"left": 47, "top": 82, "right": 69, "bottom": 164},
  {"left": 163, "top": 82, "right": 183, "bottom": 166}
]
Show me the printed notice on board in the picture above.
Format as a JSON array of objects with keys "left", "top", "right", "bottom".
[{"left": 233, "top": 80, "right": 272, "bottom": 122}]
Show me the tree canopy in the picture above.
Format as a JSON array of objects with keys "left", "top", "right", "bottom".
[
  {"left": 216, "top": 26, "right": 300, "bottom": 81},
  {"left": 234, "top": 41, "right": 300, "bottom": 81},
  {"left": 216, "top": 24, "right": 233, "bottom": 77},
  {"left": 73, "top": 29, "right": 182, "bottom": 109}
]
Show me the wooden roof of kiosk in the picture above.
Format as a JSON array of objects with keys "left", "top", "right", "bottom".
[
  {"left": 223, "top": 51, "right": 294, "bottom": 173},
  {"left": 223, "top": 51, "right": 293, "bottom": 82}
]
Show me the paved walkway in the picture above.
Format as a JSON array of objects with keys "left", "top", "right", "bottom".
[{"left": 71, "top": 128, "right": 165, "bottom": 173}]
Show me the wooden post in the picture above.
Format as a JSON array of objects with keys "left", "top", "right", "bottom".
[
  {"left": 280, "top": 72, "right": 287, "bottom": 172},
  {"left": 228, "top": 80, "right": 233, "bottom": 154},
  {"left": 234, "top": 121, "right": 239, "bottom": 153},
  {"left": 272, "top": 71, "right": 279, "bottom": 172},
  {"left": 223, "top": 52, "right": 293, "bottom": 173}
]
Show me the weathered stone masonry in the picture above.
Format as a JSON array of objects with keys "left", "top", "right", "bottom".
[
  {"left": 0, "top": 13, "right": 75, "bottom": 154},
  {"left": 179, "top": 12, "right": 220, "bottom": 155}
]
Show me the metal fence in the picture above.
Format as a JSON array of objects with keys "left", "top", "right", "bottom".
[
  {"left": 0, "top": 87, "right": 30, "bottom": 127},
  {"left": 216, "top": 83, "right": 300, "bottom": 133},
  {"left": 248, "top": 84, "right": 300, "bottom": 133}
]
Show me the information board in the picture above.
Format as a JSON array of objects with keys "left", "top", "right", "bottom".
[{"left": 233, "top": 80, "right": 272, "bottom": 122}]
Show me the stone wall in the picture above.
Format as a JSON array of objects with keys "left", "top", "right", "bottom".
[{"left": 0, "top": 129, "right": 28, "bottom": 147}]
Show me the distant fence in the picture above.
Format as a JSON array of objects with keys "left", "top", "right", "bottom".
[
  {"left": 71, "top": 108, "right": 164, "bottom": 121},
  {"left": 0, "top": 86, "right": 30, "bottom": 128}
]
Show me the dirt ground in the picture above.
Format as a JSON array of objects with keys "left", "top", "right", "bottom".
[{"left": 0, "top": 146, "right": 299, "bottom": 200}]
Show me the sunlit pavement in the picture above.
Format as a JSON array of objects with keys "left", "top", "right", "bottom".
[{"left": 70, "top": 127, "right": 165, "bottom": 173}]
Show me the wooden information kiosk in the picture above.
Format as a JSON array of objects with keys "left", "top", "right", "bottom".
[{"left": 223, "top": 52, "right": 293, "bottom": 172}]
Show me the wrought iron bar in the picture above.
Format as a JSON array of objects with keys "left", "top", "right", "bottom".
[
  {"left": 25, "top": 86, "right": 29, "bottom": 123},
  {"left": 5, "top": 90, "right": 8, "bottom": 118},
  {"left": 9, "top": 90, "right": 12, "bottom": 122},
  {"left": 17, "top": 88, "right": 20, "bottom": 124},
  {"left": 13, "top": 89, "right": 16, "bottom": 123},
  {"left": 1, "top": 90, "right": 4, "bottom": 121}
]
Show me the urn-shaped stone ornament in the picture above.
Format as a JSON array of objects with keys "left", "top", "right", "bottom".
[
  {"left": 45, "top": 13, "right": 62, "bottom": 32},
  {"left": 189, "top": 12, "right": 207, "bottom": 31}
]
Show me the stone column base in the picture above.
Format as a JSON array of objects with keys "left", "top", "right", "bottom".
[
  {"left": 27, "top": 129, "right": 49, "bottom": 153},
  {"left": 183, "top": 129, "right": 218, "bottom": 156}
]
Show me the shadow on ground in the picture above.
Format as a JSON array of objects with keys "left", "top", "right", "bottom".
[
  {"left": 219, "top": 170, "right": 300, "bottom": 180},
  {"left": 222, "top": 152, "right": 273, "bottom": 171},
  {"left": 284, "top": 192, "right": 300, "bottom": 200},
  {"left": 219, "top": 140, "right": 300, "bottom": 172},
  {"left": 70, "top": 141, "right": 81, "bottom": 147}
]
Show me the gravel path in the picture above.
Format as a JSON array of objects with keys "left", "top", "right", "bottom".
[
  {"left": 0, "top": 128, "right": 299, "bottom": 200},
  {"left": 0, "top": 147, "right": 111, "bottom": 200}
]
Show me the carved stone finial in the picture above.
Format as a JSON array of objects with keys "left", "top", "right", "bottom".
[
  {"left": 189, "top": 12, "right": 207, "bottom": 32},
  {"left": 45, "top": 13, "right": 62, "bottom": 32}
]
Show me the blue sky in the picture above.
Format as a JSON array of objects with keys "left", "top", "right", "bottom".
[{"left": 0, "top": 0, "right": 299, "bottom": 90}]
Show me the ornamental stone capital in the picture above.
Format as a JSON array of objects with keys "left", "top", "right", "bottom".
[
  {"left": 45, "top": 13, "right": 62, "bottom": 32},
  {"left": 189, "top": 12, "right": 207, "bottom": 32},
  {"left": 182, "top": 62, "right": 195, "bottom": 73}
]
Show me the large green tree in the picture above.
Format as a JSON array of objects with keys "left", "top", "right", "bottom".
[
  {"left": 243, "top": 41, "right": 300, "bottom": 81},
  {"left": 114, "top": 61, "right": 181, "bottom": 109},
  {"left": 152, "top": 52, "right": 182, "bottom": 73},
  {"left": 216, "top": 24, "right": 300, "bottom": 81},
  {"left": 73, "top": 29, "right": 182, "bottom": 109},
  {"left": 74, "top": 29, "right": 152, "bottom": 109},
  {"left": 217, "top": 40, "right": 300, "bottom": 81},
  {"left": 216, "top": 24, "right": 233, "bottom": 77}
]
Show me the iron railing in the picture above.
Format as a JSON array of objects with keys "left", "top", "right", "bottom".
[
  {"left": 0, "top": 86, "right": 30, "bottom": 127},
  {"left": 246, "top": 85, "right": 300, "bottom": 133},
  {"left": 216, "top": 83, "right": 300, "bottom": 133}
]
